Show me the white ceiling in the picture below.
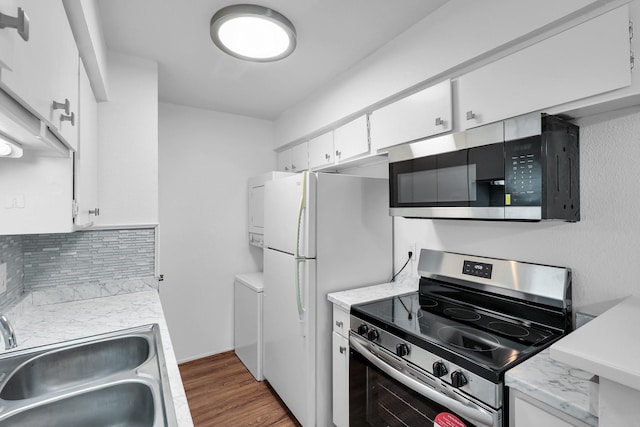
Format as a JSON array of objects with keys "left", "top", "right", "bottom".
[{"left": 97, "top": 0, "right": 449, "bottom": 120}]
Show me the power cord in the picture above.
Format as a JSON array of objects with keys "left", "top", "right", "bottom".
[{"left": 391, "top": 251, "right": 413, "bottom": 282}]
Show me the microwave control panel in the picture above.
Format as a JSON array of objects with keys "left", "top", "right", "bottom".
[{"left": 504, "top": 137, "right": 542, "bottom": 206}]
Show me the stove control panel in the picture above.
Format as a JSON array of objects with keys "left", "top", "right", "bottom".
[{"left": 462, "top": 260, "right": 493, "bottom": 279}]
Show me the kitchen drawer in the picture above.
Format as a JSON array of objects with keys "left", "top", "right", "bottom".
[{"left": 333, "top": 305, "right": 350, "bottom": 338}]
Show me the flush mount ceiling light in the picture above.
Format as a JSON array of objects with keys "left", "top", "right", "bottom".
[
  {"left": 0, "top": 135, "right": 23, "bottom": 158},
  {"left": 210, "top": 4, "right": 296, "bottom": 62}
]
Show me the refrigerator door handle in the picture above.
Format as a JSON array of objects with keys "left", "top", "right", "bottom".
[{"left": 294, "top": 172, "right": 308, "bottom": 321}]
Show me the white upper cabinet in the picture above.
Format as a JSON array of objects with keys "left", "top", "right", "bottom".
[
  {"left": 308, "top": 131, "right": 334, "bottom": 170},
  {"left": 74, "top": 61, "right": 99, "bottom": 228},
  {"left": 334, "top": 115, "right": 369, "bottom": 163},
  {"left": 0, "top": 0, "right": 18, "bottom": 70},
  {"left": 277, "top": 142, "right": 309, "bottom": 172},
  {"left": 277, "top": 148, "right": 292, "bottom": 172},
  {"left": 291, "top": 142, "right": 308, "bottom": 172},
  {"left": 0, "top": 0, "right": 79, "bottom": 150},
  {"left": 458, "top": 5, "right": 631, "bottom": 129},
  {"left": 370, "top": 79, "right": 452, "bottom": 152}
]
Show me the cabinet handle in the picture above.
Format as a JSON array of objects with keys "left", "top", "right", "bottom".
[
  {"left": 335, "top": 320, "right": 343, "bottom": 328},
  {"left": 60, "top": 112, "right": 75, "bottom": 126},
  {"left": 435, "top": 117, "right": 444, "bottom": 126},
  {"left": 291, "top": 164, "right": 296, "bottom": 170},
  {"left": 339, "top": 346, "right": 347, "bottom": 354},
  {"left": 335, "top": 150, "right": 341, "bottom": 157},
  {"left": 0, "top": 7, "right": 29, "bottom": 41},
  {"left": 89, "top": 208, "right": 100, "bottom": 216},
  {"left": 52, "top": 99, "right": 71, "bottom": 115},
  {"left": 284, "top": 166, "right": 289, "bottom": 171},
  {"left": 466, "top": 110, "right": 476, "bottom": 120},
  {"left": 325, "top": 153, "right": 330, "bottom": 161}
]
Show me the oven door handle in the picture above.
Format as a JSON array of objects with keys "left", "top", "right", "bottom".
[{"left": 350, "top": 337, "right": 495, "bottom": 427}]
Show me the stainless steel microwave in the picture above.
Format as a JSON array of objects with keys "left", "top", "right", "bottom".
[{"left": 388, "top": 113, "right": 580, "bottom": 221}]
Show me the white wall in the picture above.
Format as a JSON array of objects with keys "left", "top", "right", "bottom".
[
  {"left": 274, "top": 0, "right": 606, "bottom": 146},
  {"left": 158, "top": 102, "right": 275, "bottom": 362},
  {"left": 96, "top": 51, "right": 158, "bottom": 226},
  {"left": 394, "top": 107, "right": 640, "bottom": 310}
]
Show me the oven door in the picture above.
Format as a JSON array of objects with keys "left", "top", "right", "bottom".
[{"left": 349, "top": 334, "right": 501, "bottom": 427}]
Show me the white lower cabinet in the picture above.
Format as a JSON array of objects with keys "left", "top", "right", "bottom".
[
  {"left": 458, "top": 4, "right": 631, "bottom": 129},
  {"left": 332, "top": 305, "right": 350, "bottom": 427},
  {"left": 509, "top": 389, "right": 591, "bottom": 427}
]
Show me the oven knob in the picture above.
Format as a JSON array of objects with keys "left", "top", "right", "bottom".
[
  {"left": 432, "top": 361, "right": 448, "bottom": 378},
  {"left": 357, "top": 324, "right": 369, "bottom": 336},
  {"left": 367, "top": 329, "right": 380, "bottom": 342},
  {"left": 451, "top": 370, "right": 468, "bottom": 388},
  {"left": 395, "top": 343, "right": 410, "bottom": 357}
]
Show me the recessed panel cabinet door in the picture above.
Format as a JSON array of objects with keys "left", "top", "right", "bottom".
[
  {"left": 291, "top": 141, "right": 308, "bottom": 172},
  {"left": 370, "top": 79, "right": 452, "bottom": 152},
  {"left": 459, "top": 5, "right": 631, "bottom": 129},
  {"left": 332, "top": 331, "right": 349, "bottom": 427}
]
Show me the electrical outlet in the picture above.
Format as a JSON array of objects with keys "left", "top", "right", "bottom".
[
  {"left": 0, "top": 263, "right": 6, "bottom": 294},
  {"left": 408, "top": 243, "right": 416, "bottom": 261}
]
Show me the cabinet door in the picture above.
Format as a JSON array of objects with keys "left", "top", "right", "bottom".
[
  {"left": 0, "top": 0, "right": 18, "bottom": 70},
  {"left": 510, "top": 390, "right": 590, "bottom": 427},
  {"left": 371, "top": 79, "right": 452, "bottom": 151},
  {"left": 332, "top": 331, "right": 349, "bottom": 427},
  {"left": 277, "top": 148, "right": 292, "bottom": 172},
  {"left": 74, "top": 61, "right": 98, "bottom": 228},
  {"left": 0, "top": 0, "right": 79, "bottom": 149},
  {"left": 308, "top": 131, "right": 334, "bottom": 170},
  {"left": 291, "top": 141, "right": 308, "bottom": 172},
  {"left": 459, "top": 5, "right": 631, "bottom": 129},
  {"left": 335, "top": 115, "right": 369, "bottom": 163}
]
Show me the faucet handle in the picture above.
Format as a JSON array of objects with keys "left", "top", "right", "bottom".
[{"left": 0, "top": 314, "right": 17, "bottom": 349}]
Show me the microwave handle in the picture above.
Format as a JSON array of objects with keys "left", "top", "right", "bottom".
[{"left": 350, "top": 336, "right": 495, "bottom": 427}]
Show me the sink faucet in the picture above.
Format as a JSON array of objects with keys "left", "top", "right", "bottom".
[{"left": 0, "top": 314, "right": 17, "bottom": 349}]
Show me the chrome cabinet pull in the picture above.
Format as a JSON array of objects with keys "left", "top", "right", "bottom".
[
  {"left": 435, "top": 117, "right": 444, "bottom": 126},
  {"left": 339, "top": 346, "right": 346, "bottom": 354},
  {"left": 335, "top": 150, "right": 341, "bottom": 157},
  {"left": 52, "top": 99, "right": 71, "bottom": 115},
  {"left": 60, "top": 112, "right": 75, "bottom": 126},
  {"left": 88, "top": 208, "right": 100, "bottom": 216},
  {"left": 335, "top": 320, "right": 343, "bottom": 328},
  {"left": 291, "top": 164, "right": 296, "bottom": 170},
  {"left": 325, "top": 153, "right": 330, "bottom": 160},
  {"left": 0, "top": 7, "right": 29, "bottom": 41},
  {"left": 466, "top": 110, "right": 476, "bottom": 120}
]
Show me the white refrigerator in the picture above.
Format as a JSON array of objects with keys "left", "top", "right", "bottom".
[{"left": 263, "top": 172, "right": 392, "bottom": 426}]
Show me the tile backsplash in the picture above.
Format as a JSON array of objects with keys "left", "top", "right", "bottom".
[
  {"left": 0, "top": 235, "right": 24, "bottom": 310},
  {"left": 0, "top": 228, "right": 156, "bottom": 310}
]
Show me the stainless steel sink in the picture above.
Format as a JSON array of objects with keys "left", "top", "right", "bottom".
[{"left": 0, "top": 324, "right": 177, "bottom": 426}]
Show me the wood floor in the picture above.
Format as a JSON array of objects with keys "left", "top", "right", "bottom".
[{"left": 179, "top": 351, "right": 301, "bottom": 427}]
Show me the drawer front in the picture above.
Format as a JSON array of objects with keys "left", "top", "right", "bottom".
[{"left": 333, "top": 306, "right": 350, "bottom": 338}]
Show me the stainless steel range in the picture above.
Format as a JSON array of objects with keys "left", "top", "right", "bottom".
[{"left": 349, "top": 249, "right": 572, "bottom": 427}]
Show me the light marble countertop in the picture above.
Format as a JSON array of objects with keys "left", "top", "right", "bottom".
[
  {"left": 0, "top": 285, "right": 194, "bottom": 426},
  {"left": 550, "top": 295, "right": 640, "bottom": 391},
  {"left": 506, "top": 348, "right": 598, "bottom": 426},
  {"left": 327, "top": 276, "right": 419, "bottom": 310}
]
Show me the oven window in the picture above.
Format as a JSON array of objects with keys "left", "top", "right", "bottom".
[{"left": 350, "top": 350, "right": 481, "bottom": 427}]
